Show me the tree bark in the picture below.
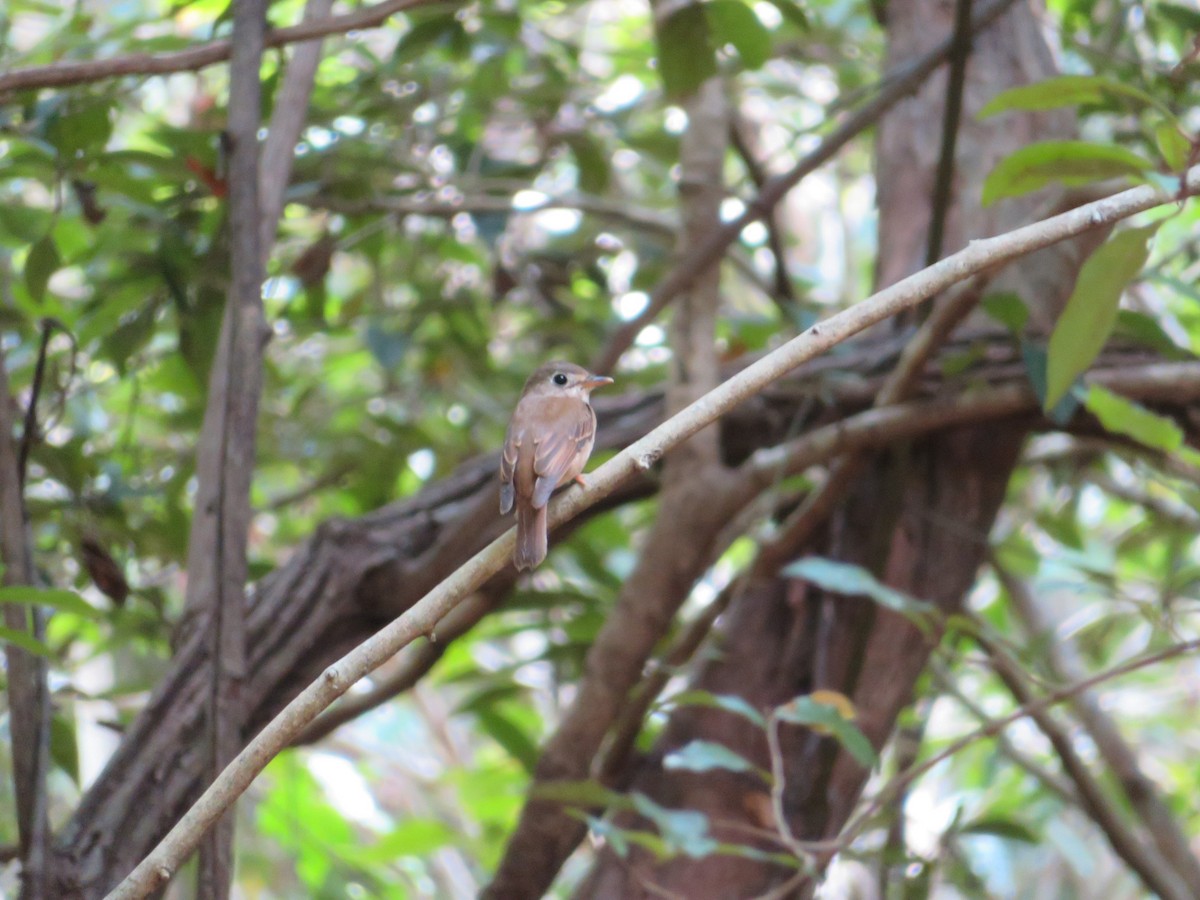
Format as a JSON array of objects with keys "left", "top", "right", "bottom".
[
  {"left": 0, "top": 304, "right": 51, "bottom": 900},
  {"left": 579, "top": 1, "right": 1106, "bottom": 896}
]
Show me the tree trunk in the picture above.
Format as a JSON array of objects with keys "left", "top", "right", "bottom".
[{"left": 578, "top": 1, "right": 1103, "bottom": 895}]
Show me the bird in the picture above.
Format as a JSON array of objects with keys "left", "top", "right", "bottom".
[{"left": 500, "top": 361, "right": 614, "bottom": 571}]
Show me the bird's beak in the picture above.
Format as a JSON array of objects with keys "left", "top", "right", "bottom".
[{"left": 583, "top": 374, "right": 615, "bottom": 390}]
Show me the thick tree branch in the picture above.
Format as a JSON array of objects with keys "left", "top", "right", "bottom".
[
  {"left": 0, "top": 0, "right": 453, "bottom": 95},
  {"left": 189, "top": 1, "right": 267, "bottom": 894},
  {"left": 107, "top": 168, "right": 1200, "bottom": 900}
]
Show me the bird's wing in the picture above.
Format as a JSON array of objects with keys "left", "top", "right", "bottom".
[
  {"left": 499, "top": 421, "right": 519, "bottom": 515},
  {"left": 531, "top": 398, "right": 596, "bottom": 508}
]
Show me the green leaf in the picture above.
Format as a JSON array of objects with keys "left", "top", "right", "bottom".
[
  {"left": 705, "top": 1, "right": 772, "bottom": 69},
  {"left": 475, "top": 707, "right": 539, "bottom": 773},
  {"left": 1083, "top": 384, "right": 1183, "bottom": 452},
  {"left": 45, "top": 101, "right": 113, "bottom": 158},
  {"left": 665, "top": 690, "right": 766, "bottom": 728},
  {"left": 1113, "top": 309, "right": 1188, "bottom": 358},
  {"left": 630, "top": 792, "right": 718, "bottom": 858},
  {"left": 24, "top": 234, "right": 60, "bottom": 302},
  {"left": 565, "top": 132, "right": 611, "bottom": 194},
  {"left": 979, "top": 75, "right": 1168, "bottom": 119},
  {"left": 981, "top": 291, "right": 1029, "bottom": 333},
  {"left": 50, "top": 712, "right": 80, "bottom": 784},
  {"left": 533, "top": 779, "right": 623, "bottom": 808},
  {"left": 1020, "top": 340, "right": 1079, "bottom": 425},
  {"left": 0, "top": 626, "right": 54, "bottom": 658},
  {"left": 394, "top": 15, "right": 468, "bottom": 64},
  {"left": 1155, "top": 121, "right": 1192, "bottom": 172},
  {"left": 959, "top": 816, "right": 1040, "bottom": 843},
  {"left": 664, "top": 740, "right": 763, "bottom": 776},
  {"left": 765, "top": 0, "right": 809, "bottom": 31},
  {"left": 358, "top": 819, "right": 454, "bottom": 861},
  {"left": 0, "top": 585, "right": 100, "bottom": 618},
  {"left": 982, "top": 142, "right": 1155, "bottom": 207},
  {"left": 774, "top": 695, "right": 877, "bottom": 769},
  {"left": 656, "top": 4, "right": 717, "bottom": 98},
  {"left": 782, "top": 557, "right": 935, "bottom": 620},
  {"left": 1044, "top": 223, "right": 1158, "bottom": 409}
]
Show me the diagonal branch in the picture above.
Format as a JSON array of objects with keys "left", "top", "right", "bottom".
[
  {"left": 975, "top": 628, "right": 1193, "bottom": 900},
  {"left": 998, "top": 564, "right": 1200, "bottom": 895},
  {"left": 107, "top": 166, "right": 1200, "bottom": 900}
]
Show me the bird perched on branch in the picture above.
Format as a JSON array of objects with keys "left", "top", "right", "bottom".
[{"left": 500, "top": 361, "right": 614, "bottom": 571}]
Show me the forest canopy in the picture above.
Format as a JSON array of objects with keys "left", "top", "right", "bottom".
[{"left": 2, "top": 0, "right": 1200, "bottom": 897}]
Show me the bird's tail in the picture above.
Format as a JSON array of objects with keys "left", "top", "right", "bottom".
[{"left": 514, "top": 502, "right": 548, "bottom": 571}]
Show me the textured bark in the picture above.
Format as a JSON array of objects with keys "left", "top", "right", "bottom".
[
  {"left": 187, "top": 1, "right": 266, "bottom": 894},
  {"left": 484, "top": 72, "right": 734, "bottom": 900},
  {"left": 579, "top": 1, "right": 1104, "bottom": 896},
  {"left": 40, "top": 349, "right": 1198, "bottom": 895},
  {"left": 0, "top": 323, "right": 50, "bottom": 899}
]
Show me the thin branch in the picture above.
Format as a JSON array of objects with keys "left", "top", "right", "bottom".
[
  {"left": 194, "top": 0, "right": 267, "bottom": 894},
  {"left": 975, "top": 629, "right": 1193, "bottom": 900},
  {"left": 291, "top": 585, "right": 509, "bottom": 745},
  {"left": 924, "top": 0, "right": 973, "bottom": 267},
  {"left": 997, "top": 564, "right": 1200, "bottom": 895},
  {"left": 17, "top": 319, "right": 53, "bottom": 489},
  {"left": 313, "top": 192, "right": 677, "bottom": 237},
  {"left": 0, "top": 260, "right": 52, "bottom": 899},
  {"left": 258, "top": 0, "right": 335, "bottom": 261},
  {"left": 588, "top": 0, "right": 1022, "bottom": 374},
  {"left": 930, "top": 662, "right": 1076, "bottom": 804},
  {"left": 752, "top": 276, "right": 988, "bottom": 573},
  {"left": 0, "top": 0, "right": 456, "bottom": 95},
  {"left": 106, "top": 167, "right": 1200, "bottom": 900},
  {"left": 836, "top": 638, "right": 1200, "bottom": 858},
  {"left": 730, "top": 116, "right": 799, "bottom": 308}
]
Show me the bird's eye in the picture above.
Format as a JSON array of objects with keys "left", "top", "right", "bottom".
[{"left": 552, "top": 373, "right": 569, "bottom": 386}]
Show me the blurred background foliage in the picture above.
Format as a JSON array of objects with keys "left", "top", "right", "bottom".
[{"left": 2, "top": 0, "right": 1200, "bottom": 895}]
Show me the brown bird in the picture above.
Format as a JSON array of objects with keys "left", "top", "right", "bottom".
[{"left": 500, "top": 361, "right": 614, "bottom": 571}]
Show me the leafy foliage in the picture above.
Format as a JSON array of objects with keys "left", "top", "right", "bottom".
[{"left": 0, "top": 0, "right": 1199, "bottom": 896}]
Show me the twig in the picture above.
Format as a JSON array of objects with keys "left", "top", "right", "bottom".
[
  {"left": 588, "top": 0, "right": 1023, "bottom": 374},
  {"left": 0, "top": 0, "right": 457, "bottom": 94},
  {"left": 105, "top": 167, "right": 1200, "bottom": 900},
  {"left": 0, "top": 260, "right": 52, "bottom": 897},
  {"left": 730, "top": 117, "right": 799, "bottom": 308},
  {"left": 975, "top": 628, "right": 1193, "bottom": 900},
  {"left": 930, "top": 662, "right": 1076, "bottom": 803},
  {"left": 997, "top": 564, "right": 1200, "bottom": 895},
  {"left": 836, "top": 638, "right": 1200, "bottom": 854},
  {"left": 751, "top": 276, "right": 990, "bottom": 573},
  {"left": 17, "top": 320, "right": 53, "bottom": 488},
  {"left": 924, "top": 0, "right": 973, "bottom": 268},
  {"left": 766, "top": 710, "right": 813, "bottom": 860}
]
